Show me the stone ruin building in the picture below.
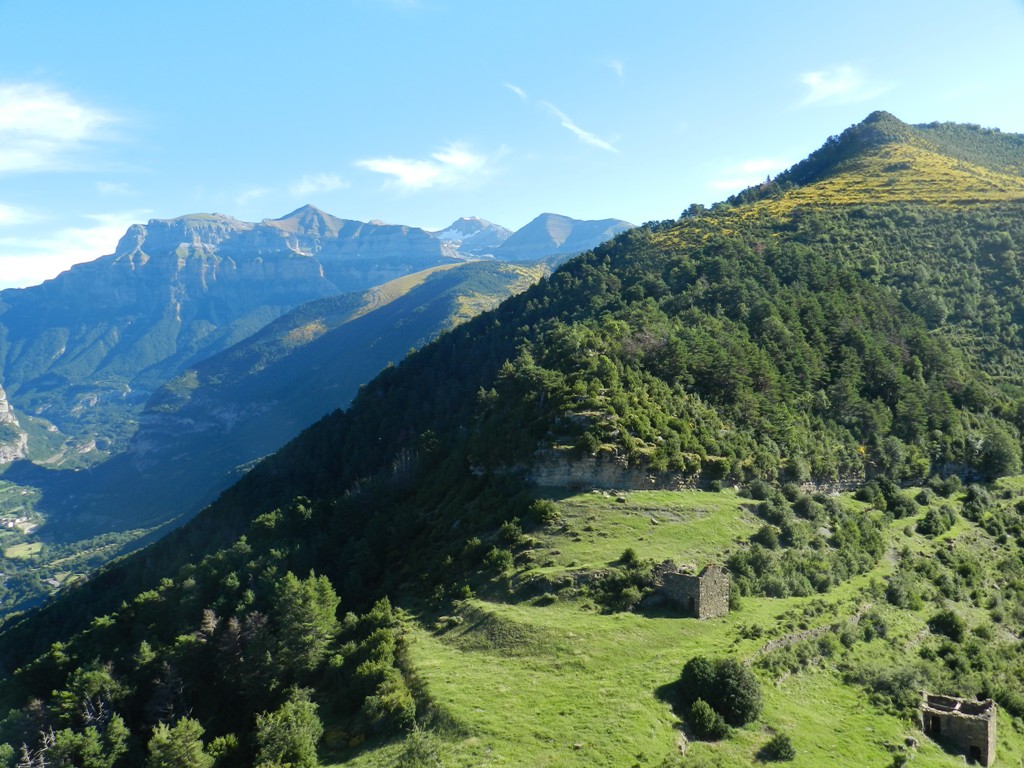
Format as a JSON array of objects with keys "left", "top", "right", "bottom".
[
  {"left": 658, "top": 563, "right": 730, "bottom": 619},
  {"left": 919, "top": 692, "right": 996, "bottom": 766}
]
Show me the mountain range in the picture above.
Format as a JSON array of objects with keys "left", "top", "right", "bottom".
[
  {"left": 2, "top": 112, "right": 1024, "bottom": 766},
  {"left": 0, "top": 208, "right": 631, "bottom": 467},
  {"left": 0, "top": 209, "right": 623, "bottom": 617}
]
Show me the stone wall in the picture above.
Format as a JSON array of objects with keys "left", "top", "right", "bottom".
[
  {"left": 696, "top": 564, "right": 730, "bottom": 619},
  {"left": 920, "top": 693, "right": 996, "bottom": 766},
  {"left": 657, "top": 564, "right": 730, "bottom": 619},
  {"left": 661, "top": 572, "right": 701, "bottom": 615}
]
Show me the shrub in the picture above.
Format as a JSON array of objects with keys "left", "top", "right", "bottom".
[
  {"left": 885, "top": 577, "right": 921, "bottom": 610},
  {"left": 930, "top": 474, "right": 962, "bottom": 498},
  {"left": 618, "top": 547, "right": 642, "bottom": 568},
  {"left": 792, "top": 495, "right": 825, "bottom": 521},
  {"left": 751, "top": 525, "right": 780, "bottom": 549},
  {"left": 887, "top": 493, "right": 918, "bottom": 519},
  {"left": 483, "top": 547, "right": 514, "bottom": 573},
  {"left": 728, "top": 580, "right": 743, "bottom": 611},
  {"left": 963, "top": 484, "right": 993, "bottom": 521},
  {"left": 255, "top": 689, "right": 324, "bottom": 768},
  {"left": 855, "top": 481, "right": 886, "bottom": 509},
  {"left": 916, "top": 505, "right": 956, "bottom": 537},
  {"left": 928, "top": 608, "right": 967, "bottom": 642},
  {"left": 498, "top": 518, "right": 526, "bottom": 547},
  {"left": 527, "top": 499, "right": 560, "bottom": 526},
  {"left": 844, "top": 663, "right": 925, "bottom": 713},
  {"left": 397, "top": 727, "right": 443, "bottom": 767},
  {"left": 759, "top": 732, "right": 796, "bottom": 761},
  {"left": 687, "top": 698, "right": 729, "bottom": 740},
  {"left": 758, "top": 498, "right": 791, "bottom": 526},
  {"left": 744, "top": 479, "right": 772, "bottom": 500},
  {"left": 678, "top": 656, "right": 762, "bottom": 726},
  {"left": 617, "top": 585, "right": 643, "bottom": 611}
]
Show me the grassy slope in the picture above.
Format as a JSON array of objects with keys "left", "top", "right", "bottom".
[
  {"left": 768, "top": 143, "right": 1024, "bottom": 212},
  {"left": 330, "top": 487, "right": 1024, "bottom": 768}
]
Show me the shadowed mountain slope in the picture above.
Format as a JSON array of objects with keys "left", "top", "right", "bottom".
[
  {"left": 0, "top": 260, "right": 546, "bottom": 553},
  {"left": 0, "top": 207, "right": 621, "bottom": 467}
]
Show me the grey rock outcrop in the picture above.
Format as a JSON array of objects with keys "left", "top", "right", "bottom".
[{"left": 0, "top": 384, "right": 27, "bottom": 464}]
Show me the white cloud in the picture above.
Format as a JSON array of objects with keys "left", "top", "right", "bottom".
[
  {"left": 709, "top": 158, "right": 788, "bottom": 191},
  {"left": 799, "top": 65, "right": 889, "bottom": 105},
  {"left": 289, "top": 172, "right": 348, "bottom": 196},
  {"left": 609, "top": 59, "right": 624, "bottom": 81},
  {"left": 0, "top": 210, "right": 147, "bottom": 289},
  {"left": 356, "top": 143, "right": 488, "bottom": 190},
  {"left": 236, "top": 186, "right": 271, "bottom": 207},
  {"left": 541, "top": 102, "right": 619, "bottom": 153},
  {"left": 504, "top": 82, "right": 527, "bottom": 101},
  {"left": 0, "top": 83, "right": 116, "bottom": 173},
  {"left": 0, "top": 203, "right": 39, "bottom": 226}
]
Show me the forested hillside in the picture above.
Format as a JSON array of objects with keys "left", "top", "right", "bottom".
[
  {"left": 0, "top": 261, "right": 546, "bottom": 619},
  {"left": 1, "top": 112, "right": 1024, "bottom": 766}
]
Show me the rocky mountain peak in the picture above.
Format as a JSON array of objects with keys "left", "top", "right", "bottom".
[
  {"left": 265, "top": 204, "right": 346, "bottom": 238},
  {"left": 430, "top": 216, "right": 512, "bottom": 256}
]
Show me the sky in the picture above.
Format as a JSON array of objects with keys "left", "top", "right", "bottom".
[{"left": 0, "top": 0, "right": 1023, "bottom": 289}]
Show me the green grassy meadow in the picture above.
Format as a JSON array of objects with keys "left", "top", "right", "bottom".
[{"left": 327, "top": 486, "right": 1024, "bottom": 767}]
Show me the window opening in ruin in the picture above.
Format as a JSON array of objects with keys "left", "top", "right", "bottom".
[
  {"left": 970, "top": 745, "right": 982, "bottom": 763},
  {"left": 930, "top": 716, "right": 941, "bottom": 735}
]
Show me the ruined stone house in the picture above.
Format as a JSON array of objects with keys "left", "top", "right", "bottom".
[
  {"left": 659, "top": 563, "right": 730, "bottom": 619},
  {"left": 919, "top": 692, "right": 996, "bottom": 766}
]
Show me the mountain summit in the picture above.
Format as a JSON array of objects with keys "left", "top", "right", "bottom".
[
  {"left": 495, "top": 212, "right": 633, "bottom": 261},
  {"left": 430, "top": 216, "right": 512, "bottom": 255},
  {"left": 728, "top": 111, "right": 1024, "bottom": 210}
]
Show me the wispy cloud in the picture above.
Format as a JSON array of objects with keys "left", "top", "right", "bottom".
[
  {"left": 95, "top": 181, "right": 135, "bottom": 196},
  {"left": 0, "top": 83, "right": 116, "bottom": 173},
  {"left": 709, "top": 158, "right": 788, "bottom": 191},
  {"left": 289, "top": 172, "right": 348, "bottom": 196},
  {"left": 798, "top": 65, "right": 889, "bottom": 105},
  {"left": 235, "top": 186, "right": 270, "bottom": 207},
  {"left": 504, "top": 82, "right": 527, "bottom": 101},
  {"left": 609, "top": 59, "right": 624, "bottom": 82},
  {"left": 356, "top": 143, "right": 488, "bottom": 190},
  {"left": 0, "top": 210, "right": 148, "bottom": 289},
  {"left": 0, "top": 203, "right": 39, "bottom": 227},
  {"left": 541, "top": 102, "right": 619, "bottom": 153}
]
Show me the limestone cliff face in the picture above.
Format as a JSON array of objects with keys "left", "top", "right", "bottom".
[
  {"left": 527, "top": 451, "right": 704, "bottom": 491},
  {"left": 0, "top": 205, "right": 449, "bottom": 460},
  {"left": 526, "top": 450, "right": 862, "bottom": 494},
  {"left": 0, "top": 384, "right": 27, "bottom": 464}
]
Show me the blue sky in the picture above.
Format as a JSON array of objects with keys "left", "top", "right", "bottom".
[{"left": 1, "top": 0, "right": 1022, "bottom": 289}]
